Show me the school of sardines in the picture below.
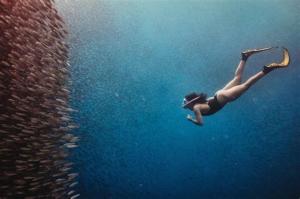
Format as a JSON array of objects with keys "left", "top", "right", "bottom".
[{"left": 0, "top": 0, "right": 79, "bottom": 198}]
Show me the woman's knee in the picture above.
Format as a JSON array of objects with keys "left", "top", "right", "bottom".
[
  {"left": 234, "top": 75, "right": 242, "bottom": 84},
  {"left": 242, "top": 82, "right": 251, "bottom": 89}
]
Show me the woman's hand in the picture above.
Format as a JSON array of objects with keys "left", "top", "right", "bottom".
[
  {"left": 186, "top": 112, "right": 203, "bottom": 126},
  {"left": 186, "top": 114, "right": 193, "bottom": 120}
]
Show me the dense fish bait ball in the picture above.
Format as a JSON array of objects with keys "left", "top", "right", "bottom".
[{"left": 0, "top": 0, "right": 79, "bottom": 198}]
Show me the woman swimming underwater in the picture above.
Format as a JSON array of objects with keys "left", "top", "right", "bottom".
[{"left": 182, "top": 47, "right": 290, "bottom": 126}]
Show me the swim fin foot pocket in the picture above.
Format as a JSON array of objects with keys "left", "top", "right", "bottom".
[
  {"left": 241, "top": 46, "right": 276, "bottom": 61},
  {"left": 263, "top": 47, "right": 290, "bottom": 73}
]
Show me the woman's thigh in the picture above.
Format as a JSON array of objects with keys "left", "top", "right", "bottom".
[{"left": 216, "top": 84, "right": 248, "bottom": 103}]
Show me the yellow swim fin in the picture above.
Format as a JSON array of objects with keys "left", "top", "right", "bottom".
[
  {"left": 242, "top": 46, "right": 276, "bottom": 61},
  {"left": 265, "top": 47, "right": 290, "bottom": 69},
  {"left": 262, "top": 47, "right": 290, "bottom": 73},
  {"left": 242, "top": 46, "right": 275, "bottom": 55}
]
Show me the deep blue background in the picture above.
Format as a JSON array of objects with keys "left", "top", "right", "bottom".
[{"left": 57, "top": 0, "right": 300, "bottom": 198}]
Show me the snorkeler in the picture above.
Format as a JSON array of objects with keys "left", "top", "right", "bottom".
[{"left": 182, "top": 47, "right": 290, "bottom": 126}]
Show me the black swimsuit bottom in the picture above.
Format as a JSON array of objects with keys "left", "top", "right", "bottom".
[{"left": 203, "top": 95, "right": 225, "bottom": 116}]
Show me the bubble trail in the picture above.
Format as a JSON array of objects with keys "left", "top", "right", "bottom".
[{"left": 0, "top": 0, "right": 79, "bottom": 198}]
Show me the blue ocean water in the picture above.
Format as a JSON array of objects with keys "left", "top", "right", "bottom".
[{"left": 57, "top": 0, "right": 300, "bottom": 198}]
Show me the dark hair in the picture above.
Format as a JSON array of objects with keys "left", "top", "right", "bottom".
[{"left": 185, "top": 92, "right": 207, "bottom": 104}]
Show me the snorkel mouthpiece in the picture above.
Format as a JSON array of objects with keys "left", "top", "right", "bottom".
[{"left": 182, "top": 98, "right": 187, "bottom": 108}]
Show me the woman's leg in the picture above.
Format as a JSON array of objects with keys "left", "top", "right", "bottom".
[
  {"left": 217, "top": 70, "right": 266, "bottom": 103},
  {"left": 217, "top": 47, "right": 289, "bottom": 104},
  {"left": 222, "top": 47, "right": 275, "bottom": 90},
  {"left": 222, "top": 60, "right": 246, "bottom": 90}
]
